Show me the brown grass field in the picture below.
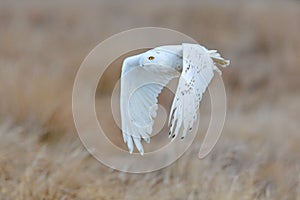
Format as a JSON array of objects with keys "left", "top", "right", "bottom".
[{"left": 1, "top": 0, "right": 300, "bottom": 199}]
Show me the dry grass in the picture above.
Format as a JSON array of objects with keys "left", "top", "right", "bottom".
[{"left": 1, "top": 0, "right": 300, "bottom": 199}]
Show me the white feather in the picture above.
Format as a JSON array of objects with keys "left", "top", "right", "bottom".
[
  {"left": 120, "top": 43, "right": 229, "bottom": 155},
  {"left": 120, "top": 55, "right": 179, "bottom": 154},
  {"left": 168, "top": 43, "right": 222, "bottom": 140}
]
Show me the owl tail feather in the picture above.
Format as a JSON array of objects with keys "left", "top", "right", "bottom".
[{"left": 208, "top": 50, "right": 230, "bottom": 68}]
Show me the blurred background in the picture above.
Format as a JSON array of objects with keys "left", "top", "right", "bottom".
[{"left": 1, "top": 0, "right": 300, "bottom": 199}]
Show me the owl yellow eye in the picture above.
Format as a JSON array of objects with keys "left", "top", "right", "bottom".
[{"left": 148, "top": 56, "right": 155, "bottom": 60}]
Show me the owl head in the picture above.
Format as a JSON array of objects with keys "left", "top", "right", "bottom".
[{"left": 139, "top": 46, "right": 183, "bottom": 71}]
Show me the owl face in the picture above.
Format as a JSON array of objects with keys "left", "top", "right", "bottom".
[{"left": 139, "top": 49, "right": 182, "bottom": 71}]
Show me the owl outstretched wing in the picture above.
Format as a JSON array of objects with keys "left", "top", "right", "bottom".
[
  {"left": 168, "top": 43, "right": 229, "bottom": 139},
  {"left": 120, "top": 55, "right": 179, "bottom": 155}
]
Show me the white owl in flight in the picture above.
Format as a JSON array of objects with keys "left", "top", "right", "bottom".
[{"left": 120, "top": 43, "right": 230, "bottom": 155}]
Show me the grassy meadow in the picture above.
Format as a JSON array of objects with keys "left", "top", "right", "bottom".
[{"left": 0, "top": 0, "right": 300, "bottom": 199}]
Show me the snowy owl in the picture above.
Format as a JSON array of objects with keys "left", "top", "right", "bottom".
[{"left": 120, "top": 43, "right": 230, "bottom": 155}]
